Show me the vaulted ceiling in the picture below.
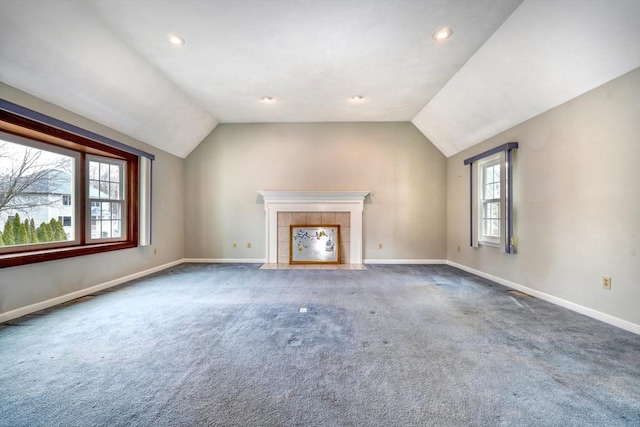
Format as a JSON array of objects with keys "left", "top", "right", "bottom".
[{"left": 1, "top": 0, "right": 638, "bottom": 158}]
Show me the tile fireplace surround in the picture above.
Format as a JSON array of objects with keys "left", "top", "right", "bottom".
[
  {"left": 277, "top": 212, "right": 350, "bottom": 264},
  {"left": 258, "top": 191, "right": 369, "bottom": 264}
]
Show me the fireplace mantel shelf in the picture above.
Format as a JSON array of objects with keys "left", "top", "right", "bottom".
[
  {"left": 258, "top": 191, "right": 369, "bottom": 204},
  {"left": 258, "top": 191, "right": 370, "bottom": 264}
]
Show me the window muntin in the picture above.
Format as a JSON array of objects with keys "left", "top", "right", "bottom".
[
  {"left": 88, "top": 157, "right": 126, "bottom": 241},
  {"left": 464, "top": 142, "right": 517, "bottom": 254},
  {"left": 479, "top": 157, "right": 501, "bottom": 245}
]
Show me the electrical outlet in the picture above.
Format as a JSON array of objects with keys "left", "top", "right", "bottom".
[
  {"left": 153, "top": 248, "right": 157, "bottom": 255},
  {"left": 233, "top": 242, "right": 237, "bottom": 248},
  {"left": 602, "top": 276, "right": 611, "bottom": 290},
  {"left": 247, "top": 242, "right": 252, "bottom": 249},
  {"left": 378, "top": 243, "right": 383, "bottom": 249},
  {"left": 457, "top": 245, "right": 460, "bottom": 252}
]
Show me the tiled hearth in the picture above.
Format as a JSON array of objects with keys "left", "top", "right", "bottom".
[{"left": 259, "top": 263, "right": 367, "bottom": 270}]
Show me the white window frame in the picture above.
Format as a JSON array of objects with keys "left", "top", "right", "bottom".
[
  {"left": 57, "top": 216, "right": 72, "bottom": 227},
  {"left": 465, "top": 143, "right": 517, "bottom": 254},
  {"left": 86, "top": 156, "right": 127, "bottom": 243},
  {"left": 477, "top": 154, "right": 504, "bottom": 247}
]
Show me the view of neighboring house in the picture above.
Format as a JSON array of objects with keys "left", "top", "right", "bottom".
[
  {"left": 0, "top": 168, "right": 75, "bottom": 239},
  {"left": 2, "top": 139, "right": 120, "bottom": 243},
  {"left": 89, "top": 186, "right": 121, "bottom": 240},
  {"left": 0, "top": 170, "right": 117, "bottom": 242}
]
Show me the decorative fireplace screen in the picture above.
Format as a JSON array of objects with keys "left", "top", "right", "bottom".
[{"left": 290, "top": 225, "right": 340, "bottom": 264}]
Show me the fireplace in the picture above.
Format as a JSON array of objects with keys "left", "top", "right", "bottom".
[
  {"left": 258, "top": 191, "right": 369, "bottom": 264},
  {"left": 278, "top": 212, "right": 350, "bottom": 264}
]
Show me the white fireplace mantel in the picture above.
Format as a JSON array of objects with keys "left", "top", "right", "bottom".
[{"left": 258, "top": 191, "right": 370, "bottom": 264}]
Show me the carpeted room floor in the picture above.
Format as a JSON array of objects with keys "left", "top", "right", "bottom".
[{"left": 1, "top": 263, "right": 639, "bottom": 427}]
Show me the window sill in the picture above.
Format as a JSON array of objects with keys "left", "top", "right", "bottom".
[
  {"left": 478, "top": 240, "right": 500, "bottom": 248},
  {"left": 0, "top": 241, "right": 137, "bottom": 268}
]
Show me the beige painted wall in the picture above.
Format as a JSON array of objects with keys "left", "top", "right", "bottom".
[
  {"left": 0, "top": 84, "right": 185, "bottom": 315},
  {"left": 184, "top": 122, "right": 447, "bottom": 261},
  {"left": 447, "top": 68, "right": 640, "bottom": 325},
  {"left": 4, "top": 69, "right": 636, "bottom": 328}
]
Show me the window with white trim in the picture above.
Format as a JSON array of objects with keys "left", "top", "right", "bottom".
[
  {"left": 58, "top": 216, "right": 72, "bottom": 227},
  {"left": 88, "top": 157, "right": 126, "bottom": 241},
  {"left": 478, "top": 154, "right": 502, "bottom": 246},
  {"left": 464, "top": 143, "right": 517, "bottom": 254}
]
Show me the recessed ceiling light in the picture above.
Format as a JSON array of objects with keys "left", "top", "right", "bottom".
[
  {"left": 350, "top": 95, "right": 365, "bottom": 103},
  {"left": 432, "top": 27, "right": 452, "bottom": 41},
  {"left": 261, "top": 96, "right": 276, "bottom": 104},
  {"left": 168, "top": 33, "right": 185, "bottom": 46}
]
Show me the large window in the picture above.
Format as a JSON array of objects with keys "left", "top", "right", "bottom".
[
  {"left": 1, "top": 136, "right": 78, "bottom": 248},
  {"left": 0, "top": 108, "right": 141, "bottom": 267}
]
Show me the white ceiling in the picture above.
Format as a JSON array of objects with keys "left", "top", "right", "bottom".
[{"left": 1, "top": 0, "right": 638, "bottom": 158}]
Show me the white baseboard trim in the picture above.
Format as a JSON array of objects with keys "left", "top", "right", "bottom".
[
  {"left": 0, "top": 259, "right": 184, "bottom": 324},
  {"left": 4, "top": 257, "right": 637, "bottom": 335},
  {"left": 364, "top": 259, "right": 447, "bottom": 265},
  {"left": 183, "top": 258, "right": 266, "bottom": 264},
  {"left": 447, "top": 261, "right": 640, "bottom": 335}
]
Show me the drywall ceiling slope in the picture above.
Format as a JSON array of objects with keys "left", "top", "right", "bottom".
[
  {"left": 0, "top": 0, "right": 522, "bottom": 158},
  {"left": 90, "top": 0, "right": 521, "bottom": 124},
  {"left": 412, "top": 0, "right": 640, "bottom": 157},
  {"left": 0, "top": 0, "right": 217, "bottom": 158}
]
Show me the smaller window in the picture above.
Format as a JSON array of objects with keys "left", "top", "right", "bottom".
[
  {"left": 464, "top": 142, "right": 517, "bottom": 254},
  {"left": 87, "top": 157, "right": 126, "bottom": 241},
  {"left": 57, "top": 216, "right": 72, "bottom": 227},
  {"left": 478, "top": 155, "right": 501, "bottom": 246},
  {"left": 62, "top": 194, "right": 71, "bottom": 205}
]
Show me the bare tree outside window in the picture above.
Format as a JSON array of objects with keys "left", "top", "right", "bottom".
[{"left": 0, "top": 139, "right": 75, "bottom": 246}]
